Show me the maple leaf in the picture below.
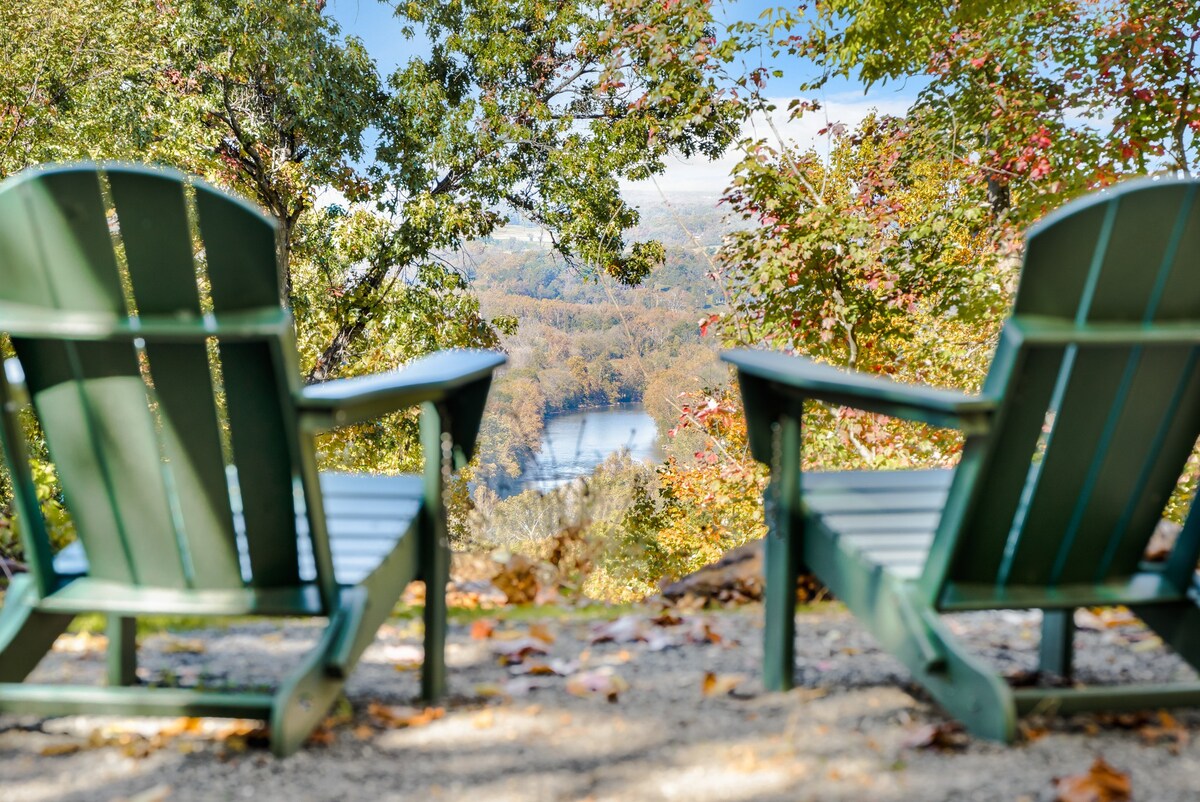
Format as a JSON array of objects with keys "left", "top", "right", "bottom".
[{"left": 1053, "top": 757, "right": 1132, "bottom": 802}]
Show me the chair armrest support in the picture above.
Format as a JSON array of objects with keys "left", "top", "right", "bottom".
[
  {"left": 722, "top": 349, "right": 995, "bottom": 464},
  {"left": 294, "top": 349, "right": 505, "bottom": 441}
]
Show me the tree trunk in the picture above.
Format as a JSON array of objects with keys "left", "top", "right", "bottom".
[
  {"left": 987, "top": 177, "right": 1010, "bottom": 218},
  {"left": 306, "top": 317, "right": 368, "bottom": 383}
]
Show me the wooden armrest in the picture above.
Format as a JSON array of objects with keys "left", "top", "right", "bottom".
[
  {"left": 0, "top": 301, "right": 292, "bottom": 342},
  {"left": 722, "top": 349, "right": 995, "bottom": 443},
  {"left": 295, "top": 349, "right": 506, "bottom": 432}
]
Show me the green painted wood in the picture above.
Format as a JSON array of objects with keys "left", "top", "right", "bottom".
[
  {"left": 1062, "top": 348, "right": 1200, "bottom": 584},
  {"left": 216, "top": 343, "right": 301, "bottom": 587},
  {"left": 0, "top": 576, "right": 73, "bottom": 682},
  {"left": 0, "top": 362, "right": 56, "bottom": 596},
  {"left": 419, "top": 402, "right": 449, "bottom": 701},
  {"left": 763, "top": 416, "right": 802, "bottom": 693},
  {"left": 108, "top": 167, "right": 243, "bottom": 590},
  {"left": 938, "top": 574, "right": 1178, "bottom": 611},
  {"left": 192, "top": 176, "right": 300, "bottom": 589},
  {"left": 0, "top": 162, "right": 503, "bottom": 756},
  {"left": 3, "top": 167, "right": 187, "bottom": 588},
  {"left": 1039, "top": 609, "right": 1074, "bottom": 678},
  {"left": 945, "top": 341, "right": 1066, "bottom": 587},
  {"left": 726, "top": 176, "right": 1200, "bottom": 740},
  {"left": 1013, "top": 682, "right": 1200, "bottom": 715},
  {"left": 296, "top": 351, "right": 506, "bottom": 433},
  {"left": 1079, "top": 181, "right": 1198, "bottom": 322},
  {"left": 999, "top": 347, "right": 1132, "bottom": 586},
  {"left": 0, "top": 685, "right": 275, "bottom": 719},
  {"left": 106, "top": 615, "right": 137, "bottom": 687},
  {"left": 192, "top": 180, "right": 281, "bottom": 311}
]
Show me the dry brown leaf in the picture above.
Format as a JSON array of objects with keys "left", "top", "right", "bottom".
[
  {"left": 52, "top": 631, "right": 107, "bottom": 654},
  {"left": 1138, "top": 710, "right": 1190, "bottom": 754},
  {"left": 470, "top": 619, "right": 496, "bottom": 640},
  {"left": 474, "top": 682, "right": 505, "bottom": 698},
  {"left": 367, "top": 703, "right": 445, "bottom": 729},
  {"left": 590, "top": 615, "right": 647, "bottom": 644},
  {"left": 701, "top": 672, "right": 744, "bottom": 697},
  {"left": 900, "top": 722, "right": 969, "bottom": 751},
  {"left": 1019, "top": 722, "right": 1049, "bottom": 743},
  {"left": 687, "top": 620, "right": 722, "bottom": 645},
  {"left": 1053, "top": 757, "right": 1131, "bottom": 802},
  {"left": 305, "top": 726, "right": 336, "bottom": 746},
  {"left": 528, "top": 622, "right": 556, "bottom": 644},
  {"left": 162, "top": 638, "right": 206, "bottom": 655},
  {"left": 352, "top": 724, "right": 375, "bottom": 740},
  {"left": 494, "top": 636, "right": 550, "bottom": 665},
  {"left": 39, "top": 742, "right": 83, "bottom": 757},
  {"left": 566, "top": 669, "right": 628, "bottom": 702}
]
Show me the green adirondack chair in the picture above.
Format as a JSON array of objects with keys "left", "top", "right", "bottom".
[
  {"left": 724, "top": 176, "right": 1200, "bottom": 740},
  {"left": 0, "top": 162, "right": 504, "bottom": 755}
]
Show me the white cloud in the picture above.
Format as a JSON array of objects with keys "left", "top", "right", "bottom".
[{"left": 622, "top": 91, "right": 917, "bottom": 202}]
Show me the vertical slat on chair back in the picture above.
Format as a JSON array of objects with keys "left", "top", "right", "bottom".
[
  {"left": 943, "top": 178, "right": 1200, "bottom": 596},
  {"left": 0, "top": 163, "right": 303, "bottom": 592},
  {"left": 193, "top": 182, "right": 301, "bottom": 588}
]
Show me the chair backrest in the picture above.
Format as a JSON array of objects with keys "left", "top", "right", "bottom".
[
  {"left": 938, "top": 177, "right": 1200, "bottom": 604},
  {"left": 0, "top": 163, "right": 308, "bottom": 593}
]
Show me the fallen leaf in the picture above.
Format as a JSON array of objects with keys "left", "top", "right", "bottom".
[
  {"left": 39, "top": 742, "right": 83, "bottom": 756},
  {"left": 470, "top": 619, "right": 496, "bottom": 640},
  {"left": 566, "top": 669, "right": 628, "bottom": 702},
  {"left": 1053, "top": 757, "right": 1131, "bottom": 802},
  {"left": 353, "top": 724, "right": 375, "bottom": 740},
  {"left": 306, "top": 726, "right": 336, "bottom": 746},
  {"left": 473, "top": 682, "right": 505, "bottom": 698},
  {"left": 504, "top": 677, "right": 554, "bottom": 696},
  {"left": 494, "top": 637, "right": 550, "bottom": 665},
  {"left": 509, "top": 658, "right": 578, "bottom": 677},
  {"left": 367, "top": 703, "right": 445, "bottom": 729},
  {"left": 590, "top": 615, "right": 647, "bottom": 644},
  {"left": 701, "top": 672, "right": 745, "bottom": 697},
  {"left": 901, "top": 722, "right": 969, "bottom": 751},
  {"left": 1138, "top": 710, "right": 1190, "bottom": 754},
  {"left": 528, "top": 623, "right": 556, "bottom": 644},
  {"left": 52, "top": 631, "right": 106, "bottom": 654},
  {"left": 157, "top": 718, "right": 206, "bottom": 738},
  {"left": 686, "top": 619, "right": 722, "bottom": 645},
  {"left": 162, "top": 638, "right": 206, "bottom": 655}
]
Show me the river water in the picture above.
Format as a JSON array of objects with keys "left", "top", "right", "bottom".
[{"left": 519, "top": 403, "right": 661, "bottom": 493}]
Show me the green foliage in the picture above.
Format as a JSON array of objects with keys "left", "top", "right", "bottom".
[
  {"left": 718, "top": 111, "right": 1009, "bottom": 374},
  {"left": 593, "top": 387, "right": 766, "bottom": 600},
  {"left": 765, "top": 0, "right": 1200, "bottom": 221}
]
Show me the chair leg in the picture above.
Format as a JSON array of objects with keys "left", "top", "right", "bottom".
[
  {"left": 1039, "top": 609, "right": 1074, "bottom": 679},
  {"left": 106, "top": 615, "right": 137, "bottom": 686},
  {"left": 763, "top": 528, "right": 799, "bottom": 692},
  {"left": 0, "top": 575, "right": 72, "bottom": 682},
  {"left": 420, "top": 520, "right": 449, "bottom": 703},
  {"left": 271, "top": 618, "right": 349, "bottom": 758}
]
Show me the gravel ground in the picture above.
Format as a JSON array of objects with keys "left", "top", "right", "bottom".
[{"left": 4, "top": 604, "right": 1200, "bottom": 801}]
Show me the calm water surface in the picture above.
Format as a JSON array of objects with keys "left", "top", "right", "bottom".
[{"left": 520, "top": 403, "right": 661, "bottom": 493}]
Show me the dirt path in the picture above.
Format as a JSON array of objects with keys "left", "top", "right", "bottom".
[{"left": 4, "top": 604, "right": 1200, "bottom": 801}]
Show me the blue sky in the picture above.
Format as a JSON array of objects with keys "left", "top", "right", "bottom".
[{"left": 324, "top": 0, "right": 923, "bottom": 199}]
